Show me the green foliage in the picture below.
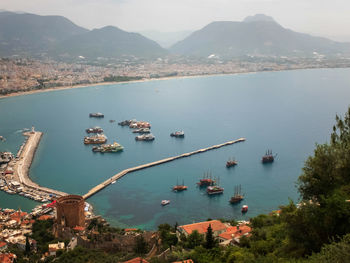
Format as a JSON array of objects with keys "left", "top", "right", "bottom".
[
  {"left": 30, "top": 219, "right": 56, "bottom": 253},
  {"left": 205, "top": 224, "right": 217, "bottom": 249},
  {"left": 134, "top": 235, "right": 148, "bottom": 255},
  {"left": 185, "top": 230, "right": 204, "bottom": 249}
]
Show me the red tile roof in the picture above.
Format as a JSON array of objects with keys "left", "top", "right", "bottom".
[
  {"left": 38, "top": 215, "right": 53, "bottom": 221},
  {"left": 0, "top": 253, "right": 16, "bottom": 263},
  {"left": 73, "top": 226, "right": 85, "bottom": 231},
  {"left": 123, "top": 257, "right": 149, "bottom": 263},
  {"left": 179, "top": 220, "right": 227, "bottom": 235},
  {"left": 124, "top": 228, "right": 138, "bottom": 232},
  {"left": 219, "top": 224, "right": 251, "bottom": 240},
  {"left": 172, "top": 260, "right": 194, "bottom": 263},
  {"left": 0, "top": 241, "right": 7, "bottom": 248}
]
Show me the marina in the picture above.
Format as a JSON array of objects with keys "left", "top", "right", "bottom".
[{"left": 82, "top": 138, "right": 245, "bottom": 199}]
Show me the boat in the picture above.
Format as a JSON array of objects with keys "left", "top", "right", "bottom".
[
  {"left": 118, "top": 120, "right": 131, "bottom": 126},
  {"left": 207, "top": 185, "right": 224, "bottom": 195},
  {"left": 161, "top": 200, "right": 170, "bottom": 206},
  {"left": 226, "top": 157, "right": 237, "bottom": 168},
  {"left": 0, "top": 136, "right": 5, "bottom": 141},
  {"left": 109, "top": 120, "right": 116, "bottom": 123},
  {"left": 89, "top": 112, "right": 104, "bottom": 118},
  {"left": 85, "top": 126, "right": 104, "bottom": 133},
  {"left": 132, "top": 128, "right": 151, "bottom": 134},
  {"left": 197, "top": 172, "right": 216, "bottom": 187},
  {"left": 135, "top": 134, "right": 155, "bottom": 141},
  {"left": 229, "top": 185, "right": 244, "bottom": 204},
  {"left": 241, "top": 205, "right": 248, "bottom": 213},
  {"left": 111, "top": 181, "right": 116, "bottom": 184},
  {"left": 0, "top": 152, "right": 14, "bottom": 164},
  {"left": 84, "top": 134, "right": 107, "bottom": 144},
  {"left": 173, "top": 179, "right": 188, "bottom": 192},
  {"left": 92, "top": 142, "right": 124, "bottom": 153},
  {"left": 262, "top": 150, "right": 276, "bottom": 163},
  {"left": 170, "top": 131, "right": 185, "bottom": 138}
]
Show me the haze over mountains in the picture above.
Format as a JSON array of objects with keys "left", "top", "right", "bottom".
[{"left": 0, "top": 11, "right": 349, "bottom": 60}]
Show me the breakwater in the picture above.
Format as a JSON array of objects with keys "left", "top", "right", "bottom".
[
  {"left": 13, "top": 131, "right": 67, "bottom": 197},
  {"left": 83, "top": 138, "right": 246, "bottom": 199}
]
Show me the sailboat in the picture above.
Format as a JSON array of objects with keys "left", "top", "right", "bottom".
[
  {"left": 173, "top": 179, "right": 188, "bottom": 192},
  {"left": 229, "top": 185, "right": 244, "bottom": 204}
]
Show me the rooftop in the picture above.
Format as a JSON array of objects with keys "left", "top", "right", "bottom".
[{"left": 179, "top": 220, "right": 227, "bottom": 235}]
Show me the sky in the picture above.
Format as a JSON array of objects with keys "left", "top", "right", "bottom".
[{"left": 1, "top": 0, "right": 350, "bottom": 42}]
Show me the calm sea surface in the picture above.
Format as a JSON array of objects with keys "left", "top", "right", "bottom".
[{"left": 1, "top": 68, "right": 350, "bottom": 229}]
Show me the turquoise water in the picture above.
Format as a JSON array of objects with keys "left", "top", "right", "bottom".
[{"left": 1, "top": 68, "right": 350, "bottom": 229}]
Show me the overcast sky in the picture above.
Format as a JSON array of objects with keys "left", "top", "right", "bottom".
[{"left": 1, "top": 0, "right": 350, "bottom": 41}]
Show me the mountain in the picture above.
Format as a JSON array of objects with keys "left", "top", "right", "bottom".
[
  {"left": 170, "top": 14, "right": 350, "bottom": 58},
  {"left": 53, "top": 26, "right": 167, "bottom": 59},
  {"left": 139, "top": 30, "right": 192, "bottom": 48},
  {"left": 0, "top": 11, "right": 166, "bottom": 59},
  {"left": 0, "top": 11, "right": 88, "bottom": 56}
]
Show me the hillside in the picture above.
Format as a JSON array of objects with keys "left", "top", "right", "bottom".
[
  {"left": 0, "top": 11, "right": 88, "bottom": 56},
  {"left": 170, "top": 14, "right": 350, "bottom": 58},
  {"left": 0, "top": 11, "right": 166, "bottom": 59},
  {"left": 53, "top": 26, "right": 167, "bottom": 59}
]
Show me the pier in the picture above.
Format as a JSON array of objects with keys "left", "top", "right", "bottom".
[
  {"left": 83, "top": 138, "right": 245, "bottom": 199},
  {"left": 13, "top": 131, "right": 68, "bottom": 197}
]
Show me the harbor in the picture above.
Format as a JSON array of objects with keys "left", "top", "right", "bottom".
[
  {"left": 82, "top": 138, "right": 246, "bottom": 199},
  {"left": 0, "top": 128, "right": 67, "bottom": 205}
]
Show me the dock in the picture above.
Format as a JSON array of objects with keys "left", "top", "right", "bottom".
[
  {"left": 13, "top": 131, "right": 68, "bottom": 197},
  {"left": 83, "top": 138, "right": 245, "bottom": 199}
]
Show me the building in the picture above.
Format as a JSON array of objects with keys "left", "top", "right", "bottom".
[
  {"left": 56, "top": 195, "right": 85, "bottom": 228},
  {"left": 218, "top": 224, "right": 252, "bottom": 245},
  {"left": 172, "top": 260, "right": 194, "bottom": 263},
  {"left": 0, "top": 241, "right": 8, "bottom": 251},
  {"left": 0, "top": 253, "right": 17, "bottom": 263},
  {"left": 48, "top": 242, "right": 65, "bottom": 256},
  {"left": 177, "top": 220, "right": 227, "bottom": 237}
]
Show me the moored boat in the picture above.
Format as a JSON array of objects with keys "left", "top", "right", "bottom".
[
  {"left": 132, "top": 128, "right": 151, "bottom": 134},
  {"left": 86, "top": 126, "right": 104, "bottom": 133},
  {"left": 161, "top": 200, "right": 170, "bottom": 206},
  {"left": 229, "top": 185, "right": 244, "bottom": 204},
  {"left": 92, "top": 142, "right": 124, "bottom": 153},
  {"left": 170, "top": 131, "right": 185, "bottom": 138},
  {"left": 135, "top": 134, "right": 155, "bottom": 141},
  {"left": 173, "top": 180, "right": 188, "bottom": 192},
  {"left": 207, "top": 185, "right": 224, "bottom": 195},
  {"left": 226, "top": 157, "right": 237, "bottom": 168},
  {"left": 262, "top": 149, "right": 276, "bottom": 163},
  {"left": 197, "top": 171, "right": 215, "bottom": 187},
  {"left": 84, "top": 134, "right": 107, "bottom": 144},
  {"left": 89, "top": 112, "right": 104, "bottom": 118},
  {"left": 241, "top": 205, "right": 248, "bottom": 213}
]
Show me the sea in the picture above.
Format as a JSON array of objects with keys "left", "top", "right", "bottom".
[{"left": 0, "top": 68, "right": 350, "bottom": 230}]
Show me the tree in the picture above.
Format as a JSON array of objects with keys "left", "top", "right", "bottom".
[
  {"left": 186, "top": 230, "right": 204, "bottom": 249},
  {"left": 205, "top": 224, "right": 216, "bottom": 249},
  {"left": 134, "top": 235, "right": 148, "bottom": 254},
  {"left": 25, "top": 236, "right": 31, "bottom": 254}
]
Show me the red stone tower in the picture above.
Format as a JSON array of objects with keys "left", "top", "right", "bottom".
[{"left": 56, "top": 195, "right": 85, "bottom": 228}]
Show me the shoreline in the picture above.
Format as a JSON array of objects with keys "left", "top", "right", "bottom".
[{"left": 1, "top": 66, "right": 347, "bottom": 100}]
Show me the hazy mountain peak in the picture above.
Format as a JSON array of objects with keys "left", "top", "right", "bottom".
[{"left": 243, "top": 14, "right": 276, "bottom": 23}]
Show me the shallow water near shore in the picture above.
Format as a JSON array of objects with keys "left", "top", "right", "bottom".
[{"left": 1, "top": 68, "right": 350, "bottom": 229}]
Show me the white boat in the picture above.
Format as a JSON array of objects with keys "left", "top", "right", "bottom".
[
  {"left": 161, "top": 200, "right": 170, "bottom": 206},
  {"left": 111, "top": 181, "right": 116, "bottom": 184}
]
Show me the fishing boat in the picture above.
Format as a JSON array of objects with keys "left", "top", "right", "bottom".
[
  {"left": 89, "top": 112, "right": 104, "bottom": 118},
  {"left": 229, "top": 185, "right": 244, "bottom": 204},
  {"left": 207, "top": 185, "right": 224, "bottom": 195},
  {"left": 262, "top": 149, "right": 277, "bottom": 163},
  {"left": 241, "top": 205, "right": 248, "bottom": 213},
  {"left": 135, "top": 134, "right": 155, "bottom": 141},
  {"left": 197, "top": 171, "right": 216, "bottom": 187},
  {"left": 132, "top": 128, "right": 151, "bottom": 134},
  {"left": 173, "top": 179, "right": 188, "bottom": 192},
  {"left": 170, "top": 131, "right": 185, "bottom": 138},
  {"left": 161, "top": 200, "right": 170, "bottom": 206},
  {"left": 84, "top": 134, "right": 107, "bottom": 144},
  {"left": 86, "top": 126, "right": 104, "bottom": 133},
  {"left": 226, "top": 157, "right": 237, "bottom": 168},
  {"left": 92, "top": 142, "right": 124, "bottom": 153},
  {"left": 109, "top": 120, "right": 116, "bottom": 123}
]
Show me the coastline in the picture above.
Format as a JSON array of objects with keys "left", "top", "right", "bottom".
[
  {"left": 1, "top": 66, "right": 348, "bottom": 100},
  {"left": 0, "top": 69, "right": 288, "bottom": 100}
]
